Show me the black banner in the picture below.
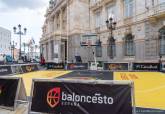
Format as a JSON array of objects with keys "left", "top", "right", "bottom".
[
  {"left": 104, "top": 63, "right": 129, "bottom": 71},
  {"left": 133, "top": 63, "right": 159, "bottom": 71},
  {"left": 31, "top": 80, "right": 133, "bottom": 114},
  {"left": 11, "top": 65, "right": 23, "bottom": 74},
  {"left": 21, "top": 64, "right": 38, "bottom": 73},
  {"left": 0, "top": 65, "right": 12, "bottom": 76},
  {"left": 0, "top": 78, "right": 19, "bottom": 109},
  {"left": 46, "top": 63, "right": 65, "bottom": 69},
  {"left": 67, "top": 63, "right": 88, "bottom": 70}
]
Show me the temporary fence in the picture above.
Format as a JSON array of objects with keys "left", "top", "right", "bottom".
[
  {"left": 29, "top": 79, "right": 136, "bottom": 114},
  {"left": 0, "top": 63, "right": 40, "bottom": 76},
  {"left": 45, "top": 62, "right": 164, "bottom": 72}
]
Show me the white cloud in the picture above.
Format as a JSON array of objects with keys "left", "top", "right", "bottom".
[
  {"left": 0, "top": 0, "right": 49, "bottom": 49},
  {"left": 0, "top": 0, "right": 48, "bottom": 10}
]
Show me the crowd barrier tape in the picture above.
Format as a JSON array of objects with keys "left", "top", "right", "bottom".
[
  {"left": 67, "top": 63, "right": 88, "bottom": 70},
  {"left": 0, "top": 77, "right": 27, "bottom": 111},
  {"left": 29, "top": 79, "right": 135, "bottom": 114}
]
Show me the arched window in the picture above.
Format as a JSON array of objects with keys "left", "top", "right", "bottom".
[
  {"left": 159, "top": 26, "right": 165, "bottom": 55},
  {"left": 124, "top": 34, "right": 135, "bottom": 56},
  {"left": 107, "top": 37, "right": 116, "bottom": 58}
]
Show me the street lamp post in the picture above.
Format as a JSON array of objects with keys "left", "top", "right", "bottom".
[
  {"left": 10, "top": 41, "right": 17, "bottom": 60},
  {"left": 9, "top": 43, "right": 12, "bottom": 58},
  {"left": 106, "top": 15, "right": 117, "bottom": 59},
  {"left": 13, "top": 24, "right": 27, "bottom": 60},
  {"left": 23, "top": 42, "right": 26, "bottom": 55}
]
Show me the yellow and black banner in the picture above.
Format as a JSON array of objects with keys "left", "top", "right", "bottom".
[{"left": 104, "top": 63, "right": 129, "bottom": 71}]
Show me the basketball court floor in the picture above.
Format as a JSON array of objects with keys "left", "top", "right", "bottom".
[{"left": 14, "top": 70, "right": 165, "bottom": 114}]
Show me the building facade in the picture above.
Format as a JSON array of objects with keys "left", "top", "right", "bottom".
[
  {"left": 40, "top": 0, "right": 165, "bottom": 63},
  {"left": 0, "top": 27, "right": 11, "bottom": 58},
  {"left": 40, "top": 0, "right": 90, "bottom": 63}
]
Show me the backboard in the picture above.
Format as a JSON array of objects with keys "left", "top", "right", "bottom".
[{"left": 80, "top": 33, "right": 98, "bottom": 46}]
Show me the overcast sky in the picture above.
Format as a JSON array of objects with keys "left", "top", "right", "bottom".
[{"left": 0, "top": 0, "right": 49, "bottom": 47}]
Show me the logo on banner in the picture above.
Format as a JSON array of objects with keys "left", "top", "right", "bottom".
[
  {"left": 0, "top": 68, "right": 8, "bottom": 73},
  {"left": 26, "top": 66, "right": 32, "bottom": 72},
  {"left": 69, "top": 64, "right": 86, "bottom": 69},
  {"left": 47, "top": 87, "right": 114, "bottom": 108},
  {"left": 70, "top": 64, "right": 75, "bottom": 69},
  {"left": 47, "top": 87, "right": 61, "bottom": 108},
  {"left": 25, "top": 65, "right": 35, "bottom": 72},
  {"left": 109, "top": 64, "right": 122, "bottom": 70}
]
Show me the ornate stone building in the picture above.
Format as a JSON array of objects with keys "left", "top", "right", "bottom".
[
  {"left": 40, "top": 0, "right": 165, "bottom": 63},
  {"left": 40, "top": 0, "right": 90, "bottom": 63}
]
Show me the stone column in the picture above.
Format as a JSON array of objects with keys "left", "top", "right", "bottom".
[
  {"left": 45, "top": 42, "right": 48, "bottom": 61},
  {"left": 60, "top": 9, "right": 63, "bottom": 31},
  {"left": 48, "top": 40, "right": 52, "bottom": 62}
]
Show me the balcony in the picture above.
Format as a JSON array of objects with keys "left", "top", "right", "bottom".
[
  {"left": 102, "top": 0, "right": 114, "bottom": 5},
  {"left": 90, "top": 0, "right": 114, "bottom": 11},
  {"left": 90, "top": 0, "right": 102, "bottom": 11},
  {"left": 148, "top": 2, "right": 165, "bottom": 20}
]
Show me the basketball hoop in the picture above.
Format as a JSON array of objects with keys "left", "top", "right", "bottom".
[
  {"left": 80, "top": 33, "right": 97, "bottom": 47},
  {"left": 87, "top": 40, "right": 92, "bottom": 47}
]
